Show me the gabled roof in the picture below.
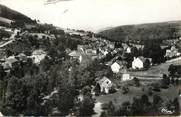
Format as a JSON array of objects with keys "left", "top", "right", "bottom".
[
  {"left": 32, "top": 49, "right": 46, "bottom": 55},
  {"left": 6, "top": 56, "right": 18, "bottom": 64},
  {"left": 111, "top": 62, "right": 121, "bottom": 68},
  {"left": 17, "top": 53, "right": 26, "bottom": 58},
  {"left": 134, "top": 56, "right": 146, "bottom": 63},
  {"left": 139, "top": 56, "right": 146, "bottom": 63},
  {"left": 68, "top": 51, "right": 81, "bottom": 57},
  {"left": 98, "top": 76, "right": 111, "bottom": 84}
]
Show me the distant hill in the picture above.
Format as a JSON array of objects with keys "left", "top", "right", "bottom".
[
  {"left": 0, "top": 4, "right": 33, "bottom": 25},
  {"left": 98, "top": 21, "right": 181, "bottom": 42}
]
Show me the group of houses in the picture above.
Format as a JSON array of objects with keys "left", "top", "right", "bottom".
[
  {"left": 68, "top": 35, "right": 117, "bottom": 63},
  {"left": 0, "top": 49, "right": 47, "bottom": 72},
  {"left": 66, "top": 35, "right": 156, "bottom": 94},
  {"left": 165, "top": 45, "right": 181, "bottom": 58}
]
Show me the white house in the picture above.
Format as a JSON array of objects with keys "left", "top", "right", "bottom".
[
  {"left": 126, "top": 47, "right": 131, "bottom": 53},
  {"left": 98, "top": 76, "right": 112, "bottom": 94},
  {"left": 132, "top": 57, "right": 145, "bottom": 69},
  {"left": 103, "top": 50, "right": 109, "bottom": 56},
  {"left": 111, "top": 62, "right": 122, "bottom": 73}
]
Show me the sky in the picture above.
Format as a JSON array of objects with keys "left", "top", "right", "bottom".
[{"left": 0, "top": 0, "right": 181, "bottom": 32}]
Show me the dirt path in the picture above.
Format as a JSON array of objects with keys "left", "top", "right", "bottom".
[
  {"left": 0, "top": 112, "right": 3, "bottom": 117},
  {"left": 166, "top": 56, "right": 181, "bottom": 63},
  {"left": 92, "top": 102, "right": 103, "bottom": 117}
]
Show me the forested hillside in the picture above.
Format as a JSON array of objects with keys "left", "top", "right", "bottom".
[
  {"left": 99, "top": 21, "right": 181, "bottom": 43},
  {"left": 0, "top": 4, "right": 33, "bottom": 23}
]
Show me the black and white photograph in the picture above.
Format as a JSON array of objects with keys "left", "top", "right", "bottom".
[{"left": 0, "top": 0, "right": 181, "bottom": 116}]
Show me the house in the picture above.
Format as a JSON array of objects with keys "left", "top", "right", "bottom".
[
  {"left": 103, "top": 50, "right": 109, "bottom": 56},
  {"left": 97, "top": 76, "right": 113, "bottom": 94},
  {"left": 126, "top": 47, "right": 131, "bottom": 53},
  {"left": 2, "top": 56, "right": 18, "bottom": 71},
  {"left": 122, "top": 43, "right": 131, "bottom": 53},
  {"left": 108, "top": 42, "right": 115, "bottom": 49},
  {"left": 5, "top": 56, "right": 18, "bottom": 67},
  {"left": 68, "top": 51, "right": 82, "bottom": 63},
  {"left": 111, "top": 62, "right": 123, "bottom": 74},
  {"left": 17, "top": 53, "right": 27, "bottom": 62},
  {"left": 77, "top": 45, "right": 85, "bottom": 52},
  {"left": 132, "top": 57, "right": 145, "bottom": 69},
  {"left": 31, "top": 50, "right": 47, "bottom": 64},
  {"left": 85, "top": 49, "right": 97, "bottom": 55},
  {"left": 165, "top": 45, "right": 180, "bottom": 58}
]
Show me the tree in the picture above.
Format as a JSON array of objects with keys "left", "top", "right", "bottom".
[
  {"left": 175, "top": 78, "right": 179, "bottom": 85},
  {"left": 131, "top": 98, "right": 144, "bottom": 115},
  {"left": 148, "top": 87, "right": 153, "bottom": 96},
  {"left": 122, "top": 86, "right": 129, "bottom": 94},
  {"left": 0, "top": 65, "right": 6, "bottom": 80},
  {"left": 133, "top": 77, "right": 140, "bottom": 87},
  {"left": 173, "top": 98, "right": 180, "bottom": 115},
  {"left": 58, "top": 85, "right": 78, "bottom": 116},
  {"left": 141, "top": 95, "right": 149, "bottom": 105},
  {"left": 153, "top": 95, "right": 162, "bottom": 107},
  {"left": 152, "top": 83, "right": 161, "bottom": 92},
  {"left": 4, "top": 76, "right": 27, "bottom": 115},
  {"left": 143, "top": 41, "right": 164, "bottom": 64},
  {"left": 144, "top": 59, "right": 151, "bottom": 69},
  {"left": 125, "top": 53, "right": 134, "bottom": 68},
  {"left": 171, "top": 77, "right": 175, "bottom": 84},
  {"left": 131, "top": 47, "right": 139, "bottom": 57},
  {"left": 168, "top": 64, "right": 177, "bottom": 76},
  {"left": 161, "top": 74, "right": 170, "bottom": 88},
  {"left": 78, "top": 95, "right": 95, "bottom": 116}
]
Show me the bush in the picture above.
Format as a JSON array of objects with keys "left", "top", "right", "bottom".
[
  {"left": 161, "top": 85, "right": 169, "bottom": 89},
  {"left": 122, "top": 86, "right": 129, "bottom": 94},
  {"left": 151, "top": 83, "right": 161, "bottom": 92},
  {"left": 101, "top": 103, "right": 109, "bottom": 110},
  {"left": 148, "top": 87, "right": 153, "bottom": 96},
  {"left": 109, "top": 85, "right": 117, "bottom": 94}
]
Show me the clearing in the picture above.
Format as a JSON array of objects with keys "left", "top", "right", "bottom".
[
  {"left": 128, "top": 57, "right": 181, "bottom": 78},
  {"left": 96, "top": 85, "right": 178, "bottom": 109}
]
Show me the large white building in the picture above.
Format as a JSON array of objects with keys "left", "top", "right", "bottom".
[
  {"left": 132, "top": 57, "right": 144, "bottom": 69},
  {"left": 111, "top": 62, "right": 122, "bottom": 73}
]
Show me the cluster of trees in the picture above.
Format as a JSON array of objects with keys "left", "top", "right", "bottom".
[
  {"left": 143, "top": 40, "right": 165, "bottom": 64},
  {"left": 0, "top": 29, "right": 11, "bottom": 39},
  {"left": 168, "top": 64, "right": 181, "bottom": 77},
  {"left": 0, "top": 50, "right": 97, "bottom": 116},
  {"left": 5, "top": 39, "right": 33, "bottom": 56},
  {"left": 0, "top": 26, "right": 102, "bottom": 116},
  {"left": 101, "top": 95, "right": 180, "bottom": 116},
  {"left": 161, "top": 74, "right": 179, "bottom": 89}
]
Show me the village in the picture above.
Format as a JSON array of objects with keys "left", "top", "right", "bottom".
[
  {"left": 0, "top": 2, "right": 181, "bottom": 116},
  {"left": 0, "top": 20, "right": 181, "bottom": 116}
]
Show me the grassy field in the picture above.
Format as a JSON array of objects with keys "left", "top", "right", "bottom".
[
  {"left": 96, "top": 85, "right": 179, "bottom": 109},
  {"left": 128, "top": 57, "right": 181, "bottom": 78}
]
